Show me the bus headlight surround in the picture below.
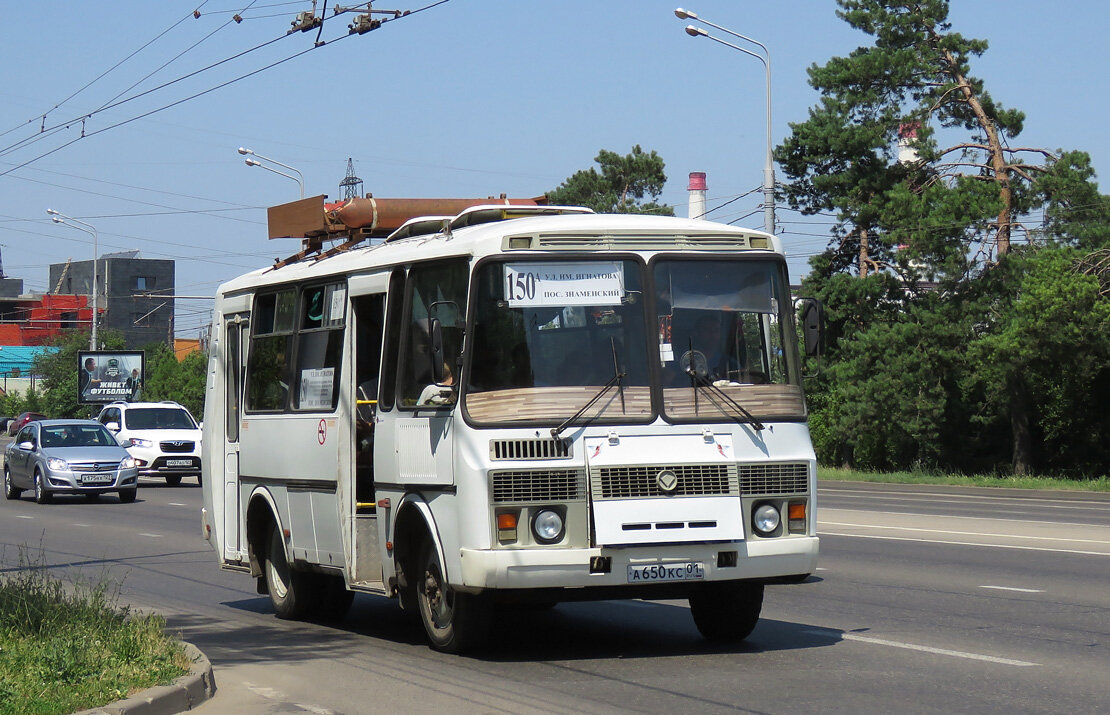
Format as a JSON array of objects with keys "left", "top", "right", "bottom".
[
  {"left": 752, "top": 503, "right": 781, "bottom": 536},
  {"left": 531, "top": 508, "right": 565, "bottom": 545}
]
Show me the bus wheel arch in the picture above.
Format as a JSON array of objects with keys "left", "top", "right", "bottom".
[
  {"left": 392, "top": 497, "right": 441, "bottom": 613},
  {"left": 246, "top": 489, "right": 282, "bottom": 579}
]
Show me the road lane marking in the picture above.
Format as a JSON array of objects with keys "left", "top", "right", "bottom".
[
  {"left": 15, "top": 515, "right": 33, "bottom": 519},
  {"left": 820, "top": 521, "right": 1110, "bottom": 546},
  {"left": 819, "top": 488, "right": 1110, "bottom": 511},
  {"left": 805, "top": 629, "right": 1039, "bottom": 666},
  {"left": 168, "top": 502, "right": 187, "bottom": 506},
  {"left": 819, "top": 530, "right": 1109, "bottom": 557},
  {"left": 138, "top": 533, "right": 163, "bottom": 538},
  {"left": 825, "top": 509, "right": 1103, "bottom": 529},
  {"left": 980, "top": 585, "right": 1045, "bottom": 593}
]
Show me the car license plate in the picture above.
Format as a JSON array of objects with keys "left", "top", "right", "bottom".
[
  {"left": 166, "top": 459, "right": 192, "bottom": 467},
  {"left": 82, "top": 474, "right": 113, "bottom": 485},
  {"left": 627, "top": 562, "right": 705, "bottom": 583}
]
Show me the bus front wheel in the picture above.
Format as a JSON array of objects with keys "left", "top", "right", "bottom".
[
  {"left": 266, "top": 525, "right": 311, "bottom": 620},
  {"left": 416, "top": 540, "right": 490, "bottom": 653},
  {"left": 689, "top": 581, "right": 764, "bottom": 642}
]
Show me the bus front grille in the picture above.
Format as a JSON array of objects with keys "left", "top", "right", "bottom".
[
  {"left": 489, "top": 438, "right": 572, "bottom": 461},
  {"left": 593, "top": 464, "right": 738, "bottom": 499},
  {"left": 738, "top": 463, "right": 810, "bottom": 495},
  {"left": 491, "top": 469, "right": 585, "bottom": 503}
]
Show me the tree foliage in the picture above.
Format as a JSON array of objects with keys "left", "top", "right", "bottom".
[
  {"left": 547, "top": 145, "right": 674, "bottom": 215},
  {"left": 783, "top": 0, "right": 1110, "bottom": 478}
]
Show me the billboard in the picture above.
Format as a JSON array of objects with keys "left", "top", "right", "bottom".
[{"left": 78, "top": 351, "right": 145, "bottom": 404}]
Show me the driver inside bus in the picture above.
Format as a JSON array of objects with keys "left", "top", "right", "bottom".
[
  {"left": 670, "top": 313, "right": 740, "bottom": 384},
  {"left": 417, "top": 364, "right": 456, "bottom": 406}
]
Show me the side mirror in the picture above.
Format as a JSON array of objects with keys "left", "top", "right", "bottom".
[
  {"left": 18, "top": 441, "right": 34, "bottom": 451},
  {"left": 798, "top": 298, "right": 824, "bottom": 358},
  {"left": 105, "top": 422, "right": 120, "bottom": 432},
  {"left": 429, "top": 317, "right": 445, "bottom": 385}
]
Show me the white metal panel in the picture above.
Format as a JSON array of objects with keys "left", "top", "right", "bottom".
[
  {"left": 591, "top": 496, "right": 743, "bottom": 545},
  {"left": 396, "top": 421, "right": 439, "bottom": 482}
]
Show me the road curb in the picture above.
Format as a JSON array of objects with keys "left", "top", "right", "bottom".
[{"left": 76, "top": 641, "right": 217, "bottom": 715}]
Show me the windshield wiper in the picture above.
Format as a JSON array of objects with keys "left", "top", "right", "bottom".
[
  {"left": 551, "top": 337, "right": 626, "bottom": 439},
  {"left": 685, "top": 365, "right": 765, "bottom": 431}
]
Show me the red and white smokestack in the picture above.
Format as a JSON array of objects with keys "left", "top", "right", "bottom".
[{"left": 687, "top": 171, "right": 707, "bottom": 219}]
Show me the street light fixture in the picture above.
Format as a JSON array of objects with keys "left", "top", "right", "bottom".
[
  {"left": 238, "top": 146, "right": 305, "bottom": 198},
  {"left": 46, "top": 209, "right": 99, "bottom": 350},
  {"left": 676, "top": 8, "right": 776, "bottom": 235}
]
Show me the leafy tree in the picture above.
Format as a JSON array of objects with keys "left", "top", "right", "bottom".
[
  {"left": 548, "top": 145, "right": 674, "bottom": 215},
  {"left": 141, "top": 342, "right": 206, "bottom": 418}
]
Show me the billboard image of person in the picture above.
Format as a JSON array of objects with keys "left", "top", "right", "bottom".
[{"left": 78, "top": 351, "right": 145, "bottom": 404}]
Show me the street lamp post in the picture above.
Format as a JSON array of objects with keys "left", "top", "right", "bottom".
[
  {"left": 238, "top": 147, "right": 305, "bottom": 198},
  {"left": 46, "top": 209, "right": 99, "bottom": 350},
  {"left": 676, "top": 8, "right": 775, "bottom": 235}
]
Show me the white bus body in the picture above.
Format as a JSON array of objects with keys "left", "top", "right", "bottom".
[{"left": 201, "top": 204, "right": 820, "bottom": 652}]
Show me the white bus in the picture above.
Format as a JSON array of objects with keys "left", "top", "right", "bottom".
[{"left": 201, "top": 197, "right": 823, "bottom": 653}]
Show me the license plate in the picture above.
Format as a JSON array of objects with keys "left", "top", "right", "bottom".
[
  {"left": 627, "top": 562, "right": 705, "bottom": 583},
  {"left": 166, "top": 459, "right": 193, "bottom": 467},
  {"left": 82, "top": 474, "right": 114, "bottom": 485}
]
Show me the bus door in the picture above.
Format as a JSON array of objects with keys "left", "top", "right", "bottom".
[
  {"left": 222, "top": 312, "right": 249, "bottom": 561},
  {"left": 351, "top": 290, "right": 385, "bottom": 584}
]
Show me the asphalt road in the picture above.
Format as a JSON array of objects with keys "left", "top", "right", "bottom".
[{"left": 2, "top": 461, "right": 1108, "bottom": 714}]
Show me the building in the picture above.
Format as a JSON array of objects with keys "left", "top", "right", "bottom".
[{"left": 48, "top": 251, "right": 175, "bottom": 348}]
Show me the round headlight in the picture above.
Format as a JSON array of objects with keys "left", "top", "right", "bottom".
[
  {"left": 753, "top": 503, "right": 781, "bottom": 535},
  {"left": 532, "top": 509, "right": 565, "bottom": 544}
]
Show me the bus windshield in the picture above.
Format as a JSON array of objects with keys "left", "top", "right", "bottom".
[
  {"left": 654, "top": 257, "right": 806, "bottom": 423},
  {"left": 463, "top": 255, "right": 806, "bottom": 426},
  {"left": 465, "top": 258, "right": 652, "bottom": 425}
]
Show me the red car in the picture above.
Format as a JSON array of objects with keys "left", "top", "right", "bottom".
[{"left": 8, "top": 412, "right": 45, "bottom": 437}]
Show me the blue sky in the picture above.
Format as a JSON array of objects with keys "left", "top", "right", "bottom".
[{"left": 2, "top": 1, "right": 1107, "bottom": 338}]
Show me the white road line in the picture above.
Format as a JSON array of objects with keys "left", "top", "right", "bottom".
[
  {"left": 824, "top": 509, "right": 1100, "bottom": 529},
  {"left": 980, "top": 585, "right": 1045, "bottom": 594},
  {"left": 820, "top": 521, "right": 1110, "bottom": 546},
  {"left": 72, "top": 523, "right": 90, "bottom": 527},
  {"left": 819, "top": 488, "right": 1110, "bottom": 510},
  {"left": 805, "top": 629, "right": 1039, "bottom": 667},
  {"left": 168, "top": 502, "right": 187, "bottom": 506},
  {"left": 819, "top": 530, "right": 1109, "bottom": 557},
  {"left": 138, "top": 533, "right": 163, "bottom": 538},
  {"left": 15, "top": 515, "right": 33, "bottom": 519}
]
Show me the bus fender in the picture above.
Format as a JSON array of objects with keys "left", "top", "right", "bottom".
[
  {"left": 391, "top": 494, "right": 446, "bottom": 601},
  {"left": 244, "top": 486, "right": 284, "bottom": 579}
]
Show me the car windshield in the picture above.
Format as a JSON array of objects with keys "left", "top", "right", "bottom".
[
  {"left": 124, "top": 408, "right": 196, "bottom": 430},
  {"left": 41, "top": 424, "right": 117, "bottom": 448}
]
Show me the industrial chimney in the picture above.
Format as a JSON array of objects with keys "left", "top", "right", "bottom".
[{"left": 687, "top": 172, "right": 707, "bottom": 219}]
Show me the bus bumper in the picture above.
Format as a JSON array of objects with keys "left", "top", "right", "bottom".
[{"left": 458, "top": 536, "right": 818, "bottom": 590}]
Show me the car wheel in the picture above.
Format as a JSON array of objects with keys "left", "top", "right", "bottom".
[
  {"left": 34, "top": 470, "right": 52, "bottom": 504},
  {"left": 165, "top": 474, "right": 183, "bottom": 486},
  {"left": 4, "top": 467, "right": 22, "bottom": 500},
  {"left": 416, "top": 539, "right": 490, "bottom": 653},
  {"left": 119, "top": 488, "right": 137, "bottom": 503}
]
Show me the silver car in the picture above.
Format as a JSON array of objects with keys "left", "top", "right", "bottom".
[{"left": 3, "top": 419, "right": 139, "bottom": 503}]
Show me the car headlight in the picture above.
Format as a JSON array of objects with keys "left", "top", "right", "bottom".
[
  {"left": 531, "top": 508, "right": 565, "bottom": 544},
  {"left": 46, "top": 457, "right": 70, "bottom": 471},
  {"left": 129, "top": 438, "right": 154, "bottom": 448},
  {"left": 120, "top": 457, "right": 138, "bottom": 469},
  {"left": 752, "top": 503, "right": 781, "bottom": 536}
]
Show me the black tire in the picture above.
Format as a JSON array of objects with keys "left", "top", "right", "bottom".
[
  {"left": 265, "top": 525, "right": 311, "bottom": 620},
  {"left": 165, "top": 474, "right": 183, "bottom": 486},
  {"left": 33, "top": 470, "right": 52, "bottom": 504},
  {"left": 119, "top": 488, "right": 137, "bottom": 503},
  {"left": 416, "top": 540, "right": 490, "bottom": 653},
  {"left": 3, "top": 468, "right": 21, "bottom": 500},
  {"left": 689, "top": 581, "right": 764, "bottom": 643},
  {"left": 309, "top": 573, "right": 354, "bottom": 623}
]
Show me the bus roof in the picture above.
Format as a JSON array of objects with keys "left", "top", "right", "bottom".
[{"left": 215, "top": 209, "right": 779, "bottom": 298}]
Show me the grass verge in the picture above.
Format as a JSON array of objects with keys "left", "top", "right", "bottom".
[
  {"left": 0, "top": 546, "right": 190, "bottom": 715},
  {"left": 818, "top": 466, "right": 1110, "bottom": 492}
]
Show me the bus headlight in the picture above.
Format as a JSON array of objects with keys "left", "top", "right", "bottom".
[
  {"left": 752, "top": 503, "right": 781, "bottom": 536},
  {"left": 531, "top": 508, "right": 565, "bottom": 544}
]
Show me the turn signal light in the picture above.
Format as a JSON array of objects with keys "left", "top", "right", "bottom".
[
  {"left": 497, "top": 512, "right": 518, "bottom": 543},
  {"left": 788, "top": 502, "right": 807, "bottom": 531}
]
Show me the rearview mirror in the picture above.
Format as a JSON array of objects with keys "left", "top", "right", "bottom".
[{"left": 798, "top": 298, "right": 824, "bottom": 358}]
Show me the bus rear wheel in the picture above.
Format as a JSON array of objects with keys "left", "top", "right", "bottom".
[
  {"left": 689, "top": 581, "right": 764, "bottom": 643},
  {"left": 416, "top": 540, "right": 490, "bottom": 653},
  {"left": 266, "top": 525, "right": 311, "bottom": 620}
]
